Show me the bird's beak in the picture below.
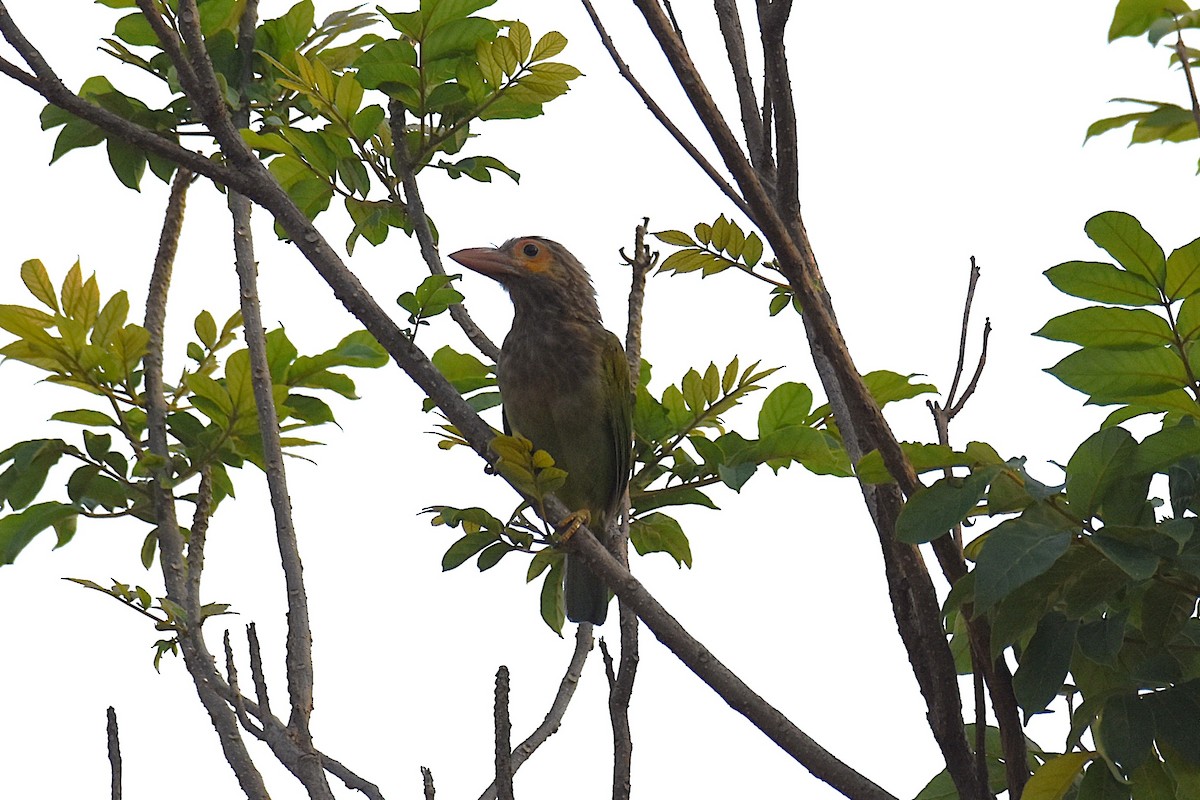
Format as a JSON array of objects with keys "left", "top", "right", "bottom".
[{"left": 448, "top": 246, "right": 515, "bottom": 279}]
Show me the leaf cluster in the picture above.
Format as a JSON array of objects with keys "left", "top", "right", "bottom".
[
  {"left": 0, "top": 259, "right": 387, "bottom": 569},
  {"left": 654, "top": 215, "right": 802, "bottom": 316},
  {"left": 896, "top": 407, "right": 1200, "bottom": 792},
  {"left": 1039, "top": 211, "right": 1200, "bottom": 426}
]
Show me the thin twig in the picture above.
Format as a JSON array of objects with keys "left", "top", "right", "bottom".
[
  {"left": 389, "top": 101, "right": 500, "bottom": 361},
  {"left": 247, "top": 622, "right": 274, "bottom": 726},
  {"left": 944, "top": 257, "right": 981, "bottom": 408},
  {"left": 494, "top": 666, "right": 514, "bottom": 800},
  {"left": 620, "top": 218, "right": 657, "bottom": 383},
  {"left": 107, "top": 707, "right": 122, "bottom": 800},
  {"left": 224, "top": 630, "right": 266, "bottom": 738},
  {"left": 1174, "top": 25, "right": 1200, "bottom": 138},
  {"left": 477, "top": 625, "right": 593, "bottom": 800},
  {"left": 924, "top": 259, "right": 1021, "bottom": 798},
  {"left": 580, "top": 1, "right": 755, "bottom": 220}
]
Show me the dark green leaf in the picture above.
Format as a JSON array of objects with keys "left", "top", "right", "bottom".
[
  {"left": 1085, "top": 211, "right": 1166, "bottom": 286},
  {"left": 1013, "top": 611, "right": 1077, "bottom": 717},
  {"left": 1099, "top": 693, "right": 1155, "bottom": 771},
  {"left": 974, "top": 517, "right": 1072, "bottom": 611},
  {"left": 0, "top": 502, "right": 78, "bottom": 565},
  {"left": 1045, "top": 261, "right": 1160, "bottom": 306},
  {"left": 1035, "top": 307, "right": 1173, "bottom": 348},
  {"left": 1046, "top": 346, "right": 1188, "bottom": 400},
  {"left": 896, "top": 467, "right": 998, "bottom": 544},
  {"left": 1067, "top": 427, "right": 1137, "bottom": 518},
  {"left": 441, "top": 530, "right": 497, "bottom": 570},
  {"left": 540, "top": 558, "right": 565, "bottom": 635},
  {"left": 1166, "top": 235, "right": 1200, "bottom": 301}
]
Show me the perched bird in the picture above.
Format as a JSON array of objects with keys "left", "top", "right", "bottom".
[{"left": 449, "top": 237, "right": 633, "bottom": 625}]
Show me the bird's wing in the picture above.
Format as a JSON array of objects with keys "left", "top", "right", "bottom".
[{"left": 601, "top": 331, "right": 634, "bottom": 510}]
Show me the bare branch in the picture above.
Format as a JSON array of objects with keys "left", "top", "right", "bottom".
[
  {"left": 107, "top": 707, "right": 122, "bottom": 800},
  {"left": 142, "top": 164, "right": 271, "bottom": 799},
  {"left": 224, "top": 630, "right": 267, "bottom": 739},
  {"left": 620, "top": 218, "right": 657, "bottom": 383},
  {"left": 756, "top": 0, "right": 799, "bottom": 218},
  {"left": 713, "top": 0, "right": 771, "bottom": 176},
  {"left": 421, "top": 767, "right": 436, "bottom": 800},
  {"left": 389, "top": 101, "right": 500, "bottom": 361},
  {"left": 944, "top": 257, "right": 982, "bottom": 409},
  {"left": 494, "top": 666, "right": 514, "bottom": 800},
  {"left": 478, "top": 625, "right": 593, "bottom": 800},
  {"left": 580, "top": 1, "right": 755, "bottom": 220}
]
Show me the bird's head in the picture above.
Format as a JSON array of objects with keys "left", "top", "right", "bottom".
[{"left": 449, "top": 236, "right": 601, "bottom": 322}]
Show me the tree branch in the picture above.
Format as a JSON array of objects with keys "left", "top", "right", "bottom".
[
  {"left": 107, "top": 706, "right": 122, "bottom": 800},
  {"left": 141, "top": 164, "right": 271, "bottom": 800},
  {"left": 389, "top": 101, "right": 500, "bottom": 361},
  {"left": 713, "top": 0, "right": 772, "bottom": 177},
  {"left": 477, "top": 625, "right": 592, "bottom": 800},
  {"left": 580, "top": 1, "right": 755, "bottom": 220},
  {"left": 623, "top": 4, "right": 980, "bottom": 797},
  {"left": 493, "top": 666, "right": 514, "bottom": 800}
]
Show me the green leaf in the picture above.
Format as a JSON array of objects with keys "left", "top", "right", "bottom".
[
  {"left": 630, "top": 512, "right": 693, "bottom": 567},
  {"left": 1035, "top": 307, "right": 1173, "bottom": 348},
  {"left": 194, "top": 310, "right": 218, "bottom": 348},
  {"left": 50, "top": 410, "right": 117, "bottom": 427},
  {"left": 1023, "top": 752, "right": 1094, "bottom": 800},
  {"left": 1108, "top": 0, "right": 1190, "bottom": 41},
  {"left": 1090, "top": 533, "right": 1159, "bottom": 579},
  {"left": 653, "top": 230, "right": 696, "bottom": 247},
  {"left": 531, "top": 30, "right": 566, "bottom": 60},
  {"left": 540, "top": 558, "right": 565, "bottom": 635},
  {"left": 1045, "top": 261, "right": 1160, "bottom": 306},
  {"left": 896, "top": 468, "right": 997, "bottom": 544},
  {"left": 0, "top": 502, "right": 78, "bottom": 565},
  {"left": 1166, "top": 235, "right": 1200, "bottom": 301},
  {"left": 20, "top": 260, "right": 59, "bottom": 312},
  {"left": 1098, "top": 693, "right": 1154, "bottom": 771},
  {"left": 1012, "top": 611, "right": 1078, "bottom": 717},
  {"left": 91, "top": 290, "right": 129, "bottom": 347},
  {"left": 973, "top": 517, "right": 1072, "bottom": 611},
  {"left": 862, "top": 370, "right": 937, "bottom": 406},
  {"left": 1066, "top": 427, "right": 1137, "bottom": 519},
  {"left": 442, "top": 530, "right": 498, "bottom": 570},
  {"left": 1046, "top": 347, "right": 1188, "bottom": 400},
  {"left": 758, "top": 382, "right": 813, "bottom": 436},
  {"left": 1085, "top": 211, "right": 1166, "bottom": 286}
]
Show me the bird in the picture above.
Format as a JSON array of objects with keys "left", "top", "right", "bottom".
[{"left": 449, "top": 237, "right": 633, "bottom": 625}]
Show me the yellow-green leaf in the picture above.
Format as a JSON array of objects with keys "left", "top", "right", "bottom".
[
  {"left": 20, "top": 259, "right": 58, "bottom": 312},
  {"left": 531, "top": 30, "right": 567, "bottom": 61},
  {"left": 1023, "top": 752, "right": 1095, "bottom": 800}
]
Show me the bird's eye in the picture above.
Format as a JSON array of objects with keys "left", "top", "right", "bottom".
[{"left": 522, "top": 242, "right": 540, "bottom": 258}]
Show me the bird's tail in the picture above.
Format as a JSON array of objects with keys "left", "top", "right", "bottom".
[{"left": 564, "top": 553, "right": 609, "bottom": 625}]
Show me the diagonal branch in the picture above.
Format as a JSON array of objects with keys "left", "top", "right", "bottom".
[
  {"left": 580, "top": 1, "right": 754, "bottom": 220},
  {"left": 713, "top": 0, "right": 772, "bottom": 178}
]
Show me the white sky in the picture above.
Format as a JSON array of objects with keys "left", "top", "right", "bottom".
[{"left": 1, "top": 2, "right": 1198, "bottom": 799}]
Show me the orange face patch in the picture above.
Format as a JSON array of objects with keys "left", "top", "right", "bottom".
[{"left": 510, "top": 238, "right": 553, "bottom": 274}]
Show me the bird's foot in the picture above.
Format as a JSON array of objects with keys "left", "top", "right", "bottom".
[{"left": 554, "top": 509, "right": 591, "bottom": 545}]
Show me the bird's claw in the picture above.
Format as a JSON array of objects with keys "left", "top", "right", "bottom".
[{"left": 555, "top": 510, "right": 591, "bottom": 545}]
